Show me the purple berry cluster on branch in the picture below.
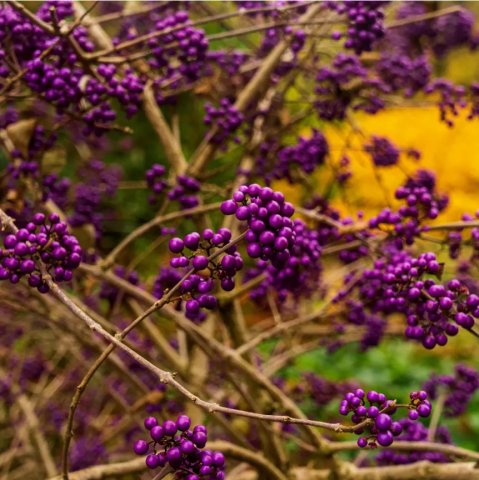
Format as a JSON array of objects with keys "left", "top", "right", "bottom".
[
  {"left": 204, "top": 98, "right": 244, "bottom": 145},
  {"left": 339, "top": 388, "right": 431, "bottom": 448},
  {"left": 220, "top": 184, "right": 295, "bottom": 268},
  {"left": 364, "top": 136, "right": 400, "bottom": 167},
  {"left": 341, "top": 1, "right": 387, "bottom": 55},
  {"left": 369, "top": 169, "right": 448, "bottom": 245},
  {"left": 144, "top": 166, "right": 200, "bottom": 208},
  {"left": 147, "top": 10, "right": 209, "bottom": 88},
  {"left": 168, "top": 227, "right": 242, "bottom": 321},
  {"left": 336, "top": 246, "right": 479, "bottom": 349},
  {"left": 375, "top": 418, "right": 451, "bottom": 465},
  {"left": 0, "top": 212, "right": 81, "bottom": 292},
  {"left": 315, "top": 54, "right": 387, "bottom": 121},
  {"left": 274, "top": 129, "right": 329, "bottom": 181},
  {"left": 244, "top": 218, "right": 322, "bottom": 305},
  {"left": 423, "top": 364, "right": 479, "bottom": 417},
  {"left": 133, "top": 415, "right": 225, "bottom": 479}
]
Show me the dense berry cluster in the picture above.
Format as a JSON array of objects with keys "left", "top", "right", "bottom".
[
  {"left": 221, "top": 184, "right": 295, "bottom": 268},
  {"left": 364, "top": 136, "right": 400, "bottom": 167},
  {"left": 391, "top": 3, "right": 475, "bottom": 58},
  {"left": 342, "top": 1, "right": 386, "bottom": 55},
  {"left": 274, "top": 130, "right": 329, "bottom": 181},
  {"left": 133, "top": 415, "right": 225, "bottom": 479},
  {"left": 336, "top": 246, "right": 479, "bottom": 349},
  {"left": 244, "top": 218, "right": 322, "bottom": 305},
  {"left": 0, "top": 1, "right": 144, "bottom": 134},
  {"left": 0, "top": 213, "right": 81, "bottom": 292},
  {"left": 168, "top": 227, "right": 242, "bottom": 321},
  {"left": 315, "top": 54, "right": 387, "bottom": 121},
  {"left": 168, "top": 176, "right": 201, "bottom": 209},
  {"left": 424, "top": 79, "right": 467, "bottom": 127},
  {"left": 423, "top": 364, "right": 479, "bottom": 417},
  {"left": 144, "top": 167, "right": 200, "bottom": 209},
  {"left": 339, "top": 388, "right": 431, "bottom": 448},
  {"left": 376, "top": 55, "right": 431, "bottom": 97},
  {"left": 204, "top": 98, "right": 244, "bottom": 145},
  {"left": 145, "top": 164, "right": 168, "bottom": 204},
  {"left": 375, "top": 419, "right": 451, "bottom": 465},
  {"left": 369, "top": 169, "right": 449, "bottom": 245},
  {"left": 147, "top": 11, "right": 209, "bottom": 91}
]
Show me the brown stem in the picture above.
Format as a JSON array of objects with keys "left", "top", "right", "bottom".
[{"left": 101, "top": 202, "right": 221, "bottom": 269}]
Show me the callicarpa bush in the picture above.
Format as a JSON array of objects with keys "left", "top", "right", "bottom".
[{"left": 2, "top": 1, "right": 479, "bottom": 479}]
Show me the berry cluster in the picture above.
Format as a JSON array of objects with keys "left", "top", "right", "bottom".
[
  {"left": 244, "top": 218, "right": 322, "bottom": 305},
  {"left": 42, "top": 174, "right": 71, "bottom": 210},
  {"left": 369, "top": 169, "right": 449, "bottom": 245},
  {"left": 0, "top": 1, "right": 147, "bottom": 135},
  {"left": 423, "top": 364, "right": 479, "bottom": 417},
  {"left": 328, "top": 2, "right": 384, "bottom": 50},
  {"left": 342, "top": 1, "right": 386, "bottom": 55},
  {"left": 274, "top": 129, "right": 329, "bottom": 181},
  {"left": 133, "top": 415, "right": 225, "bottom": 479},
  {"left": 145, "top": 164, "right": 168, "bottom": 204},
  {"left": 220, "top": 184, "right": 295, "bottom": 268},
  {"left": 204, "top": 98, "right": 244, "bottom": 145},
  {"left": 153, "top": 267, "right": 183, "bottom": 300},
  {"left": 147, "top": 11, "right": 209, "bottom": 87},
  {"left": 424, "top": 79, "right": 466, "bottom": 127},
  {"left": 0, "top": 213, "right": 81, "bottom": 293},
  {"left": 376, "top": 418, "right": 451, "bottom": 465},
  {"left": 168, "top": 227, "right": 242, "bottom": 321},
  {"left": 168, "top": 176, "right": 201, "bottom": 209},
  {"left": 339, "top": 388, "right": 431, "bottom": 448},
  {"left": 315, "top": 54, "right": 387, "bottom": 121},
  {"left": 336, "top": 245, "right": 479, "bottom": 349},
  {"left": 364, "top": 136, "right": 400, "bottom": 167},
  {"left": 144, "top": 167, "right": 200, "bottom": 209},
  {"left": 208, "top": 50, "right": 249, "bottom": 77},
  {"left": 391, "top": 3, "right": 475, "bottom": 59},
  {"left": 376, "top": 55, "right": 431, "bottom": 97}
]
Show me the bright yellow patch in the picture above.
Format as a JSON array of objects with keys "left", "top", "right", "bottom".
[{"left": 274, "top": 107, "right": 479, "bottom": 222}]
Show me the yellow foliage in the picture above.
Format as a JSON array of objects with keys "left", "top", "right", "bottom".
[{"left": 274, "top": 107, "right": 479, "bottom": 222}]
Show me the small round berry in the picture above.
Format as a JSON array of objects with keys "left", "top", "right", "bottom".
[
  {"left": 377, "top": 431, "right": 394, "bottom": 447},
  {"left": 176, "top": 414, "right": 191, "bottom": 431},
  {"left": 180, "top": 439, "right": 196, "bottom": 454},
  {"left": 32, "top": 213, "right": 46, "bottom": 225},
  {"left": 186, "top": 299, "right": 200, "bottom": 314},
  {"left": 390, "top": 422, "right": 403, "bottom": 436},
  {"left": 144, "top": 416, "right": 157, "bottom": 430},
  {"left": 220, "top": 200, "right": 237, "bottom": 215},
  {"left": 134, "top": 439, "right": 149, "bottom": 455},
  {"left": 192, "top": 430, "right": 207, "bottom": 448},
  {"left": 150, "top": 425, "right": 164, "bottom": 441},
  {"left": 146, "top": 453, "right": 160, "bottom": 469},
  {"left": 408, "top": 410, "right": 419, "bottom": 421},
  {"left": 417, "top": 404, "right": 431, "bottom": 418},
  {"left": 169, "top": 237, "right": 184, "bottom": 253},
  {"left": 184, "top": 232, "right": 201, "bottom": 250},
  {"left": 235, "top": 206, "right": 250, "bottom": 220},
  {"left": 166, "top": 446, "right": 181, "bottom": 466},
  {"left": 192, "top": 255, "right": 208, "bottom": 270},
  {"left": 162, "top": 420, "right": 177, "bottom": 436},
  {"left": 367, "top": 406, "right": 379, "bottom": 418},
  {"left": 375, "top": 413, "right": 392, "bottom": 431},
  {"left": 357, "top": 437, "right": 368, "bottom": 448}
]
